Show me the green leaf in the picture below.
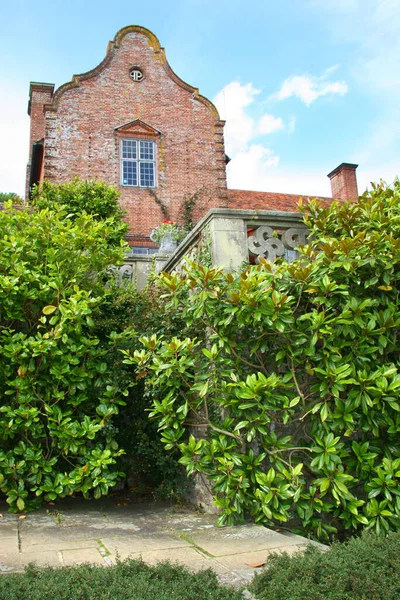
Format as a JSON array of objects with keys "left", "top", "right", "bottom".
[
  {"left": 16, "top": 498, "right": 25, "bottom": 511},
  {"left": 320, "top": 403, "right": 329, "bottom": 422},
  {"left": 42, "top": 305, "right": 57, "bottom": 315}
]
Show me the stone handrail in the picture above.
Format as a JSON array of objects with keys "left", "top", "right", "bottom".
[
  {"left": 115, "top": 208, "right": 307, "bottom": 288},
  {"left": 163, "top": 208, "right": 307, "bottom": 273}
]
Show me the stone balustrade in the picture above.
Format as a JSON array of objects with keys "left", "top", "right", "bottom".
[
  {"left": 115, "top": 208, "right": 307, "bottom": 288},
  {"left": 163, "top": 208, "right": 307, "bottom": 274}
]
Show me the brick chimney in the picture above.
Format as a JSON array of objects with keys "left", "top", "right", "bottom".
[
  {"left": 327, "top": 163, "right": 358, "bottom": 201},
  {"left": 26, "top": 82, "right": 55, "bottom": 198}
]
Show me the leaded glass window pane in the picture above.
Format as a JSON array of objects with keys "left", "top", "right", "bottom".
[
  {"left": 122, "top": 161, "right": 137, "bottom": 186},
  {"left": 122, "top": 139, "right": 137, "bottom": 159},
  {"left": 121, "top": 139, "right": 156, "bottom": 187},
  {"left": 140, "top": 162, "right": 155, "bottom": 187},
  {"left": 139, "top": 140, "right": 154, "bottom": 161}
]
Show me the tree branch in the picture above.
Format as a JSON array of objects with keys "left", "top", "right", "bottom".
[{"left": 289, "top": 357, "right": 306, "bottom": 407}]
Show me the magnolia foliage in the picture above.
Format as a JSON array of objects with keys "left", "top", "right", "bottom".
[
  {"left": 0, "top": 185, "right": 128, "bottom": 512},
  {"left": 125, "top": 180, "right": 400, "bottom": 539}
]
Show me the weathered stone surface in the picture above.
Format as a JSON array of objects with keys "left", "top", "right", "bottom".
[
  {"left": 20, "top": 550, "right": 62, "bottom": 568},
  {"left": 61, "top": 547, "right": 105, "bottom": 566},
  {"left": 20, "top": 540, "right": 101, "bottom": 552},
  {"left": 0, "top": 555, "right": 23, "bottom": 573},
  {"left": 101, "top": 532, "right": 191, "bottom": 555},
  {"left": 187, "top": 524, "right": 306, "bottom": 556},
  {"left": 110, "top": 546, "right": 206, "bottom": 564},
  {"left": 0, "top": 536, "right": 18, "bottom": 551},
  {"left": 209, "top": 217, "right": 248, "bottom": 271},
  {"left": 0, "top": 497, "right": 327, "bottom": 588}
]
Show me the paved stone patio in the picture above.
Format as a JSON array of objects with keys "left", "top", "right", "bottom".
[{"left": 0, "top": 496, "right": 324, "bottom": 587}]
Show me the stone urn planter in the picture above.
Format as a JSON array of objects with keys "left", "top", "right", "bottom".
[{"left": 150, "top": 230, "right": 178, "bottom": 255}]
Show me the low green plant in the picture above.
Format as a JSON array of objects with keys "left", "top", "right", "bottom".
[
  {"left": 124, "top": 180, "right": 400, "bottom": 540},
  {"left": 0, "top": 192, "right": 23, "bottom": 203},
  {"left": 0, "top": 559, "right": 243, "bottom": 600},
  {"left": 30, "top": 178, "right": 127, "bottom": 223},
  {"left": 150, "top": 219, "right": 188, "bottom": 244},
  {"left": 250, "top": 531, "right": 400, "bottom": 600}
]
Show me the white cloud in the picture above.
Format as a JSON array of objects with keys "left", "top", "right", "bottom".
[
  {"left": 214, "top": 80, "right": 341, "bottom": 197},
  {"left": 214, "top": 82, "right": 309, "bottom": 193},
  {"left": 258, "top": 114, "right": 284, "bottom": 135},
  {"left": 227, "top": 157, "right": 332, "bottom": 197},
  {"left": 276, "top": 70, "right": 348, "bottom": 106},
  {"left": 214, "top": 81, "right": 289, "bottom": 157},
  {"left": 0, "top": 86, "right": 29, "bottom": 198},
  {"left": 227, "top": 144, "right": 280, "bottom": 189},
  {"left": 287, "top": 117, "right": 296, "bottom": 134},
  {"left": 214, "top": 81, "right": 335, "bottom": 196},
  {"left": 214, "top": 81, "right": 260, "bottom": 153}
]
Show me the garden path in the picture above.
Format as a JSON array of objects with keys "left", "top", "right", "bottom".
[{"left": 0, "top": 497, "right": 324, "bottom": 587}]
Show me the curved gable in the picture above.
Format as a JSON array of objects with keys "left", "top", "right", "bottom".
[{"left": 46, "top": 25, "right": 221, "bottom": 121}]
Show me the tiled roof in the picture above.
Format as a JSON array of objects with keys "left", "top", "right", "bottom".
[{"left": 227, "top": 189, "right": 333, "bottom": 212}]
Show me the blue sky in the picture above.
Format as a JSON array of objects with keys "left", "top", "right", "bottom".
[{"left": 1, "top": 0, "right": 399, "bottom": 198}]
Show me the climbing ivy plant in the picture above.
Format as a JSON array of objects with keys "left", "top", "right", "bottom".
[{"left": 124, "top": 180, "right": 400, "bottom": 540}]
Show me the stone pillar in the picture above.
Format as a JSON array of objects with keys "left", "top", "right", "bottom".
[{"left": 208, "top": 214, "right": 248, "bottom": 269}]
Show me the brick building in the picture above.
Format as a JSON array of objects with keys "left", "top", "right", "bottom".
[{"left": 26, "top": 25, "right": 358, "bottom": 252}]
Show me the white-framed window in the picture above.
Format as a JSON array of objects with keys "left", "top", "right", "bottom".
[
  {"left": 121, "top": 139, "right": 156, "bottom": 187},
  {"left": 129, "top": 246, "right": 159, "bottom": 256}
]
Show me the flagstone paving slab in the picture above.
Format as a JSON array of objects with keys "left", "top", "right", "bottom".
[
  {"left": 61, "top": 547, "right": 105, "bottom": 566},
  {"left": 20, "top": 550, "right": 62, "bottom": 568},
  {"left": 186, "top": 523, "right": 303, "bottom": 556},
  {"left": 100, "top": 532, "right": 191, "bottom": 555},
  {"left": 0, "top": 496, "right": 326, "bottom": 587},
  {"left": 20, "top": 540, "right": 102, "bottom": 553}
]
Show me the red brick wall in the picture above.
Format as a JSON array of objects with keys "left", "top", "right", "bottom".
[
  {"left": 26, "top": 84, "right": 54, "bottom": 197},
  {"left": 41, "top": 26, "right": 228, "bottom": 236}
]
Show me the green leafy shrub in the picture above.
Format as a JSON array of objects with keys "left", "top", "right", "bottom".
[
  {"left": 30, "top": 178, "right": 128, "bottom": 246},
  {"left": 0, "top": 191, "right": 23, "bottom": 203},
  {"left": 124, "top": 180, "right": 400, "bottom": 539},
  {"left": 0, "top": 191, "right": 128, "bottom": 511},
  {"left": 93, "top": 280, "right": 188, "bottom": 498},
  {"left": 30, "top": 178, "right": 127, "bottom": 223},
  {"left": 0, "top": 559, "right": 243, "bottom": 600},
  {"left": 150, "top": 219, "right": 188, "bottom": 244},
  {"left": 250, "top": 531, "right": 400, "bottom": 600}
]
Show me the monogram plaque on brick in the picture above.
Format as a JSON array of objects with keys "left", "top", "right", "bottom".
[{"left": 129, "top": 67, "right": 144, "bottom": 81}]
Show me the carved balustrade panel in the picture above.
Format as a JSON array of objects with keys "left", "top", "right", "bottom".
[{"left": 247, "top": 226, "right": 308, "bottom": 263}]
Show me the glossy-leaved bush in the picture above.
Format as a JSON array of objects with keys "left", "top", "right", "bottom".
[
  {"left": 124, "top": 179, "right": 400, "bottom": 540},
  {"left": 0, "top": 185, "right": 128, "bottom": 512}
]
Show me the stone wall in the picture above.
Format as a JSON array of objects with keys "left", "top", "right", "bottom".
[{"left": 113, "top": 254, "right": 170, "bottom": 292}]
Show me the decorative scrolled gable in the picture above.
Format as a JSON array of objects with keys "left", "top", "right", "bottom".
[{"left": 44, "top": 25, "right": 221, "bottom": 122}]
